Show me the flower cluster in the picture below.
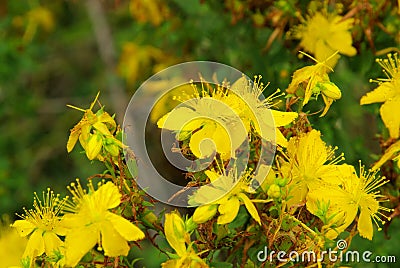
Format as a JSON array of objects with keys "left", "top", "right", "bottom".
[
  {"left": 6, "top": 1, "right": 400, "bottom": 267},
  {"left": 10, "top": 67, "right": 395, "bottom": 267},
  {"left": 11, "top": 181, "right": 145, "bottom": 267},
  {"left": 157, "top": 76, "right": 298, "bottom": 161},
  {"left": 67, "top": 92, "right": 125, "bottom": 161},
  {"left": 155, "top": 73, "right": 393, "bottom": 266}
]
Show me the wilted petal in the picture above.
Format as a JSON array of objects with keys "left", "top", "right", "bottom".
[
  {"left": 67, "top": 129, "right": 80, "bottom": 152},
  {"left": 93, "top": 122, "right": 112, "bottom": 136}
]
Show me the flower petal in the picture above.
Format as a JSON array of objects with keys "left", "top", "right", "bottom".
[
  {"left": 237, "top": 193, "right": 261, "bottom": 225},
  {"left": 327, "top": 17, "right": 356, "bottom": 56},
  {"left": 188, "top": 183, "right": 228, "bottom": 206},
  {"left": 106, "top": 212, "right": 145, "bottom": 241},
  {"left": 189, "top": 124, "right": 217, "bottom": 158},
  {"left": 320, "top": 94, "right": 333, "bottom": 117},
  {"left": 298, "top": 130, "right": 327, "bottom": 169},
  {"left": 85, "top": 133, "right": 103, "bottom": 160},
  {"left": 23, "top": 229, "right": 45, "bottom": 259},
  {"left": 360, "top": 82, "right": 395, "bottom": 105},
  {"left": 217, "top": 196, "right": 240, "bottom": 225},
  {"left": 64, "top": 226, "right": 98, "bottom": 267},
  {"left": 380, "top": 96, "right": 400, "bottom": 138},
  {"left": 11, "top": 220, "right": 35, "bottom": 237},
  {"left": 315, "top": 39, "right": 340, "bottom": 69},
  {"left": 212, "top": 124, "right": 231, "bottom": 159},
  {"left": 157, "top": 108, "right": 199, "bottom": 131},
  {"left": 92, "top": 182, "right": 121, "bottom": 210},
  {"left": 271, "top": 110, "right": 298, "bottom": 127},
  {"left": 67, "top": 128, "right": 80, "bottom": 152},
  {"left": 43, "top": 231, "right": 63, "bottom": 256},
  {"left": 357, "top": 209, "right": 373, "bottom": 240},
  {"left": 275, "top": 128, "right": 288, "bottom": 147},
  {"left": 93, "top": 122, "right": 112, "bottom": 136},
  {"left": 372, "top": 140, "right": 400, "bottom": 171},
  {"left": 100, "top": 221, "right": 130, "bottom": 257}
]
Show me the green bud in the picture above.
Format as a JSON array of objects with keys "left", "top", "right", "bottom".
[
  {"left": 185, "top": 217, "right": 198, "bottom": 233},
  {"left": 275, "top": 177, "right": 288, "bottom": 187},
  {"left": 267, "top": 184, "right": 281, "bottom": 198},
  {"left": 104, "top": 137, "right": 119, "bottom": 156},
  {"left": 86, "top": 133, "right": 103, "bottom": 160},
  {"left": 142, "top": 210, "right": 158, "bottom": 226},
  {"left": 319, "top": 81, "right": 342, "bottom": 100}
]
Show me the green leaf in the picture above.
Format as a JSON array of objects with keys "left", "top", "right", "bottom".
[
  {"left": 210, "top": 261, "right": 233, "bottom": 268},
  {"left": 278, "top": 236, "right": 292, "bottom": 252}
]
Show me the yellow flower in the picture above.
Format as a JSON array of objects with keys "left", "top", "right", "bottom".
[
  {"left": 11, "top": 189, "right": 66, "bottom": 261},
  {"left": 117, "top": 42, "right": 176, "bottom": 85},
  {"left": 150, "top": 83, "right": 197, "bottom": 123},
  {"left": 62, "top": 180, "right": 145, "bottom": 267},
  {"left": 21, "top": 6, "right": 54, "bottom": 43},
  {"left": 307, "top": 164, "right": 392, "bottom": 240},
  {"left": 162, "top": 212, "right": 208, "bottom": 268},
  {"left": 229, "top": 76, "right": 298, "bottom": 147},
  {"left": 291, "top": 10, "right": 356, "bottom": 68},
  {"left": 157, "top": 94, "right": 248, "bottom": 160},
  {"left": 360, "top": 53, "right": 400, "bottom": 138},
  {"left": 67, "top": 92, "right": 124, "bottom": 161},
  {"left": 0, "top": 216, "right": 27, "bottom": 267},
  {"left": 280, "top": 129, "right": 346, "bottom": 209},
  {"left": 372, "top": 140, "right": 400, "bottom": 171},
  {"left": 190, "top": 169, "right": 271, "bottom": 225},
  {"left": 286, "top": 52, "right": 342, "bottom": 116},
  {"left": 129, "top": 0, "right": 170, "bottom": 26}
]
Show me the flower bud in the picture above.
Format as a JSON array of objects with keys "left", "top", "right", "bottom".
[
  {"left": 267, "top": 184, "right": 281, "bottom": 198},
  {"left": 164, "top": 212, "right": 186, "bottom": 256},
  {"left": 142, "top": 210, "right": 158, "bottom": 225},
  {"left": 104, "top": 137, "right": 120, "bottom": 156},
  {"left": 275, "top": 177, "right": 288, "bottom": 187},
  {"left": 319, "top": 81, "right": 342, "bottom": 100},
  {"left": 86, "top": 133, "right": 103, "bottom": 160}
]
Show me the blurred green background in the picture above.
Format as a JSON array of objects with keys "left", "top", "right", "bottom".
[{"left": 0, "top": 0, "right": 399, "bottom": 266}]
